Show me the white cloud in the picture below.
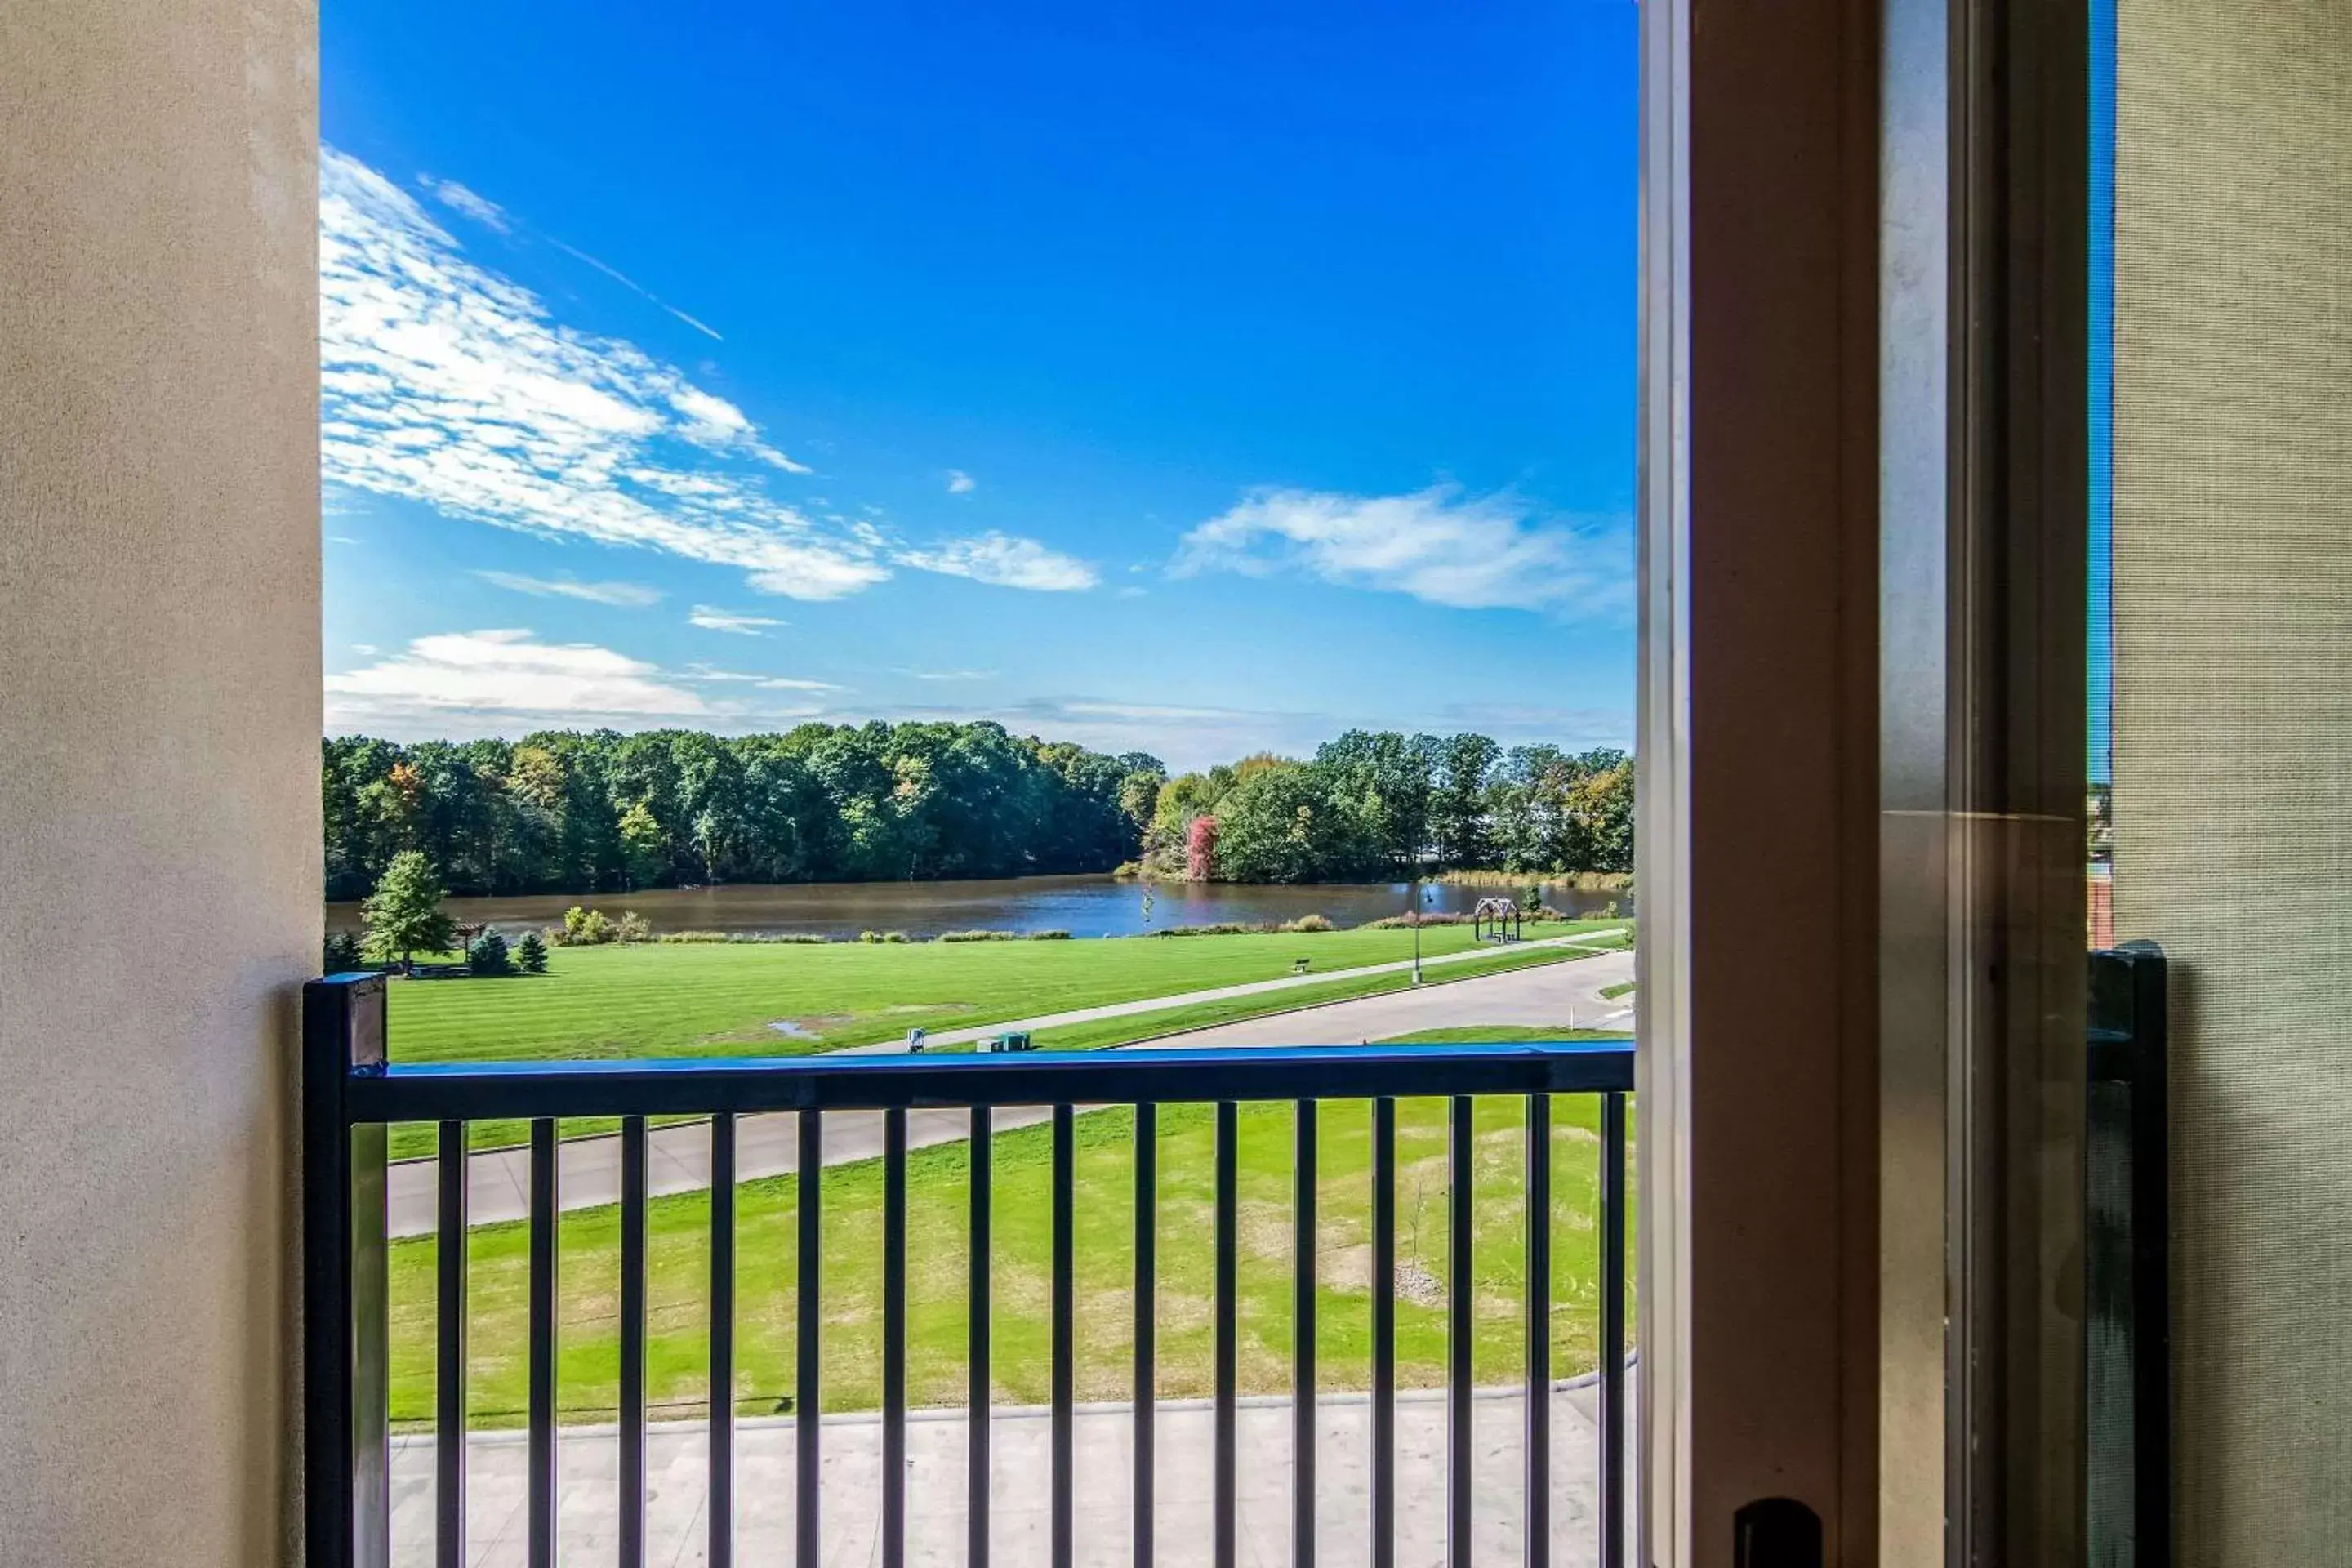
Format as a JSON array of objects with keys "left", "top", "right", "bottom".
[
  {"left": 418, "top": 176, "right": 510, "bottom": 233},
  {"left": 689, "top": 604, "right": 784, "bottom": 636},
  {"left": 903, "top": 668, "right": 996, "bottom": 682},
  {"left": 475, "top": 570, "right": 664, "bottom": 607},
  {"left": 325, "top": 630, "right": 712, "bottom": 733},
  {"left": 321, "top": 149, "right": 881, "bottom": 600},
  {"left": 946, "top": 469, "right": 977, "bottom": 495},
  {"left": 682, "top": 664, "right": 843, "bottom": 692},
  {"left": 898, "top": 532, "right": 1098, "bottom": 592},
  {"left": 1171, "top": 484, "right": 1630, "bottom": 614}
]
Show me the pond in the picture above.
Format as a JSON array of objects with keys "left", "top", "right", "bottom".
[{"left": 324, "top": 873, "right": 1629, "bottom": 942}]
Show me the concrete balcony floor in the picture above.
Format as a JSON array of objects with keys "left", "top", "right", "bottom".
[{"left": 391, "top": 1376, "right": 1635, "bottom": 1567}]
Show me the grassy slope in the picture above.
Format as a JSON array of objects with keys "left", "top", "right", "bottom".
[
  {"left": 382, "top": 923, "right": 1627, "bottom": 1156},
  {"left": 390, "top": 1094, "right": 1637, "bottom": 1429}
]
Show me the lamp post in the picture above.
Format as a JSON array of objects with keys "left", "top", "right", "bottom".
[{"left": 1410, "top": 873, "right": 1427, "bottom": 984}]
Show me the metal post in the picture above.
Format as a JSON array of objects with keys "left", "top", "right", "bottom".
[{"left": 303, "top": 973, "right": 391, "bottom": 1568}]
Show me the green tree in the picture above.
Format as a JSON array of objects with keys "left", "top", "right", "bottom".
[
  {"left": 514, "top": 930, "right": 549, "bottom": 973},
  {"left": 360, "top": 851, "right": 454, "bottom": 973},
  {"left": 618, "top": 801, "right": 668, "bottom": 889},
  {"left": 1431, "top": 732, "right": 1501, "bottom": 869},
  {"left": 466, "top": 929, "right": 514, "bottom": 977}
]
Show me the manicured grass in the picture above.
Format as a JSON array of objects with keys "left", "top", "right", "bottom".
[
  {"left": 385, "top": 921, "right": 1624, "bottom": 1064},
  {"left": 1599, "top": 981, "right": 1636, "bottom": 1001},
  {"left": 380, "top": 924, "right": 1627, "bottom": 1157},
  {"left": 388, "top": 1094, "right": 1637, "bottom": 1429},
  {"left": 1377, "top": 1025, "right": 1628, "bottom": 1045}
]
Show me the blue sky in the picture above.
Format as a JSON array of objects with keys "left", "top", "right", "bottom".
[{"left": 322, "top": 0, "right": 1638, "bottom": 770}]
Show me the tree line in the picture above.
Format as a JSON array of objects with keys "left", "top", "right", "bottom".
[
  {"left": 1143, "top": 732, "right": 1633, "bottom": 885},
  {"left": 323, "top": 722, "right": 1633, "bottom": 900}
]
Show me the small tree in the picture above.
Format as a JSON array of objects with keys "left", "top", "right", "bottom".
[
  {"left": 323, "top": 930, "right": 364, "bottom": 972},
  {"left": 1186, "top": 813, "right": 1218, "bottom": 882},
  {"left": 466, "top": 929, "right": 514, "bottom": 978},
  {"left": 361, "top": 850, "right": 454, "bottom": 974},
  {"left": 514, "top": 930, "right": 549, "bottom": 973}
]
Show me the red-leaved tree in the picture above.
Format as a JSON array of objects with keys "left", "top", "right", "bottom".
[{"left": 1186, "top": 813, "right": 1218, "bottom": 882}]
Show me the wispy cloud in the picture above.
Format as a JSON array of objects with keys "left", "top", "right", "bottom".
[
  {"left": 321, "top": 148, "right": 883, "bottom": 600},
  {"left": 1172, "top": 484, "right": 1630, "bottom": 614},
  {"left": 683, "top": 663, "right": 844, "bottom": 692},
  {"left": 689, "top": 604, "right": 784, "bottom": 636},
  {"left": 897, "top": 532, "right": 1098, "bottom": 592},
  {"left": 325, "top": 629, "right": 712, "bottom": 733},
  {"left": 946, "top": 469, "right": 977, "bottom": 495},
  {"left": 902, "top": 668, "right": 996, "bottom": 682},
  {"left": 417, "top": 176, "right": 510, "bottom": 233},
  {"left": 475, "top": 570, "right": 664, "bottom": 607}
]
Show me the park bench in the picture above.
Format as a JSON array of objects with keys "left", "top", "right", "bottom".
[{"left": 1292, "top": 956, "right": 1312, "bottom": 975}]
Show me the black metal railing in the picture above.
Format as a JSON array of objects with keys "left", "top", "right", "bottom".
[
  {"left": 2087, "top": 943, "right": 2168, "bottom": 1568},
  {"left": 303, "top": 971, "right": 1636, "bottom": 1568}
]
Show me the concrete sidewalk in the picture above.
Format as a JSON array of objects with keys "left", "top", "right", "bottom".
[
  {"left": 385, "top": 947, "right": 1633, "bottom": 1239},
  {"left": 390, "top": 1379, "right": 1636, "bottom": 1568}
]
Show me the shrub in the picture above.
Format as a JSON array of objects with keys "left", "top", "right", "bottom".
[
  {"left": 883, "top": 930, "right": 910, "bottom": 943},
  {"left": 323, "top": 930, "right": 365, "bottom": 972},
  {"left": 1154, "top": 922, "right": 1254, "bottom": 938},
  {"left": 858, "top": 930, "right": 883, "bottom": 944},
  {"left": 555, "top": 906, "right": 613, "bottom": 947},
  {"left": 466, "top": 930, "right": 514, "bottom": 978},
  {"left": 1027, "top": 929, "right": 1073, "bottom": 940},
  {"left": 938, "top": 929, "right": 1020, "bottom": 942},
  {"left": 615, "top": 911, "right": 653, "bottom": 944},
  {"left": 656, "top": 930, "right": 832, "bottom": 944},
  {"left": 514, "top": 930, "right": 549, "bottom": 973},
  {"left": 1111, "top": 861, "right": 1143, "bottom": 880},
  {"left": 1279, "top": 914, "right": 1334, "bottom": 933}
]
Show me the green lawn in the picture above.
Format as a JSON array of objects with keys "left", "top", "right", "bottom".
[
  {"left": 380, "top": 923, "right": 1629, "bottom": 1157},
  {"left": 1599, "top": 981, "right": 1636, "bottom": 1001},
  {"left": 390, "top": 1092, "right": 1637, "bottom": 1429}
]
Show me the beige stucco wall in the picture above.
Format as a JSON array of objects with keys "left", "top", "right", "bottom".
[
  {"left": 2110, "top": 0, "right": 2352, "bottom": 1560},
  {"left": 0, "top": 3, "right": 319, "bottom": 1565}
]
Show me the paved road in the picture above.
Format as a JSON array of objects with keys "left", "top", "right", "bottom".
[
  {"left": 390, "top": 1377, "right": 1637, "bottom": 1568},
  {"left": 830, "top": 927, "right": 1622, "bottom": 1054},
  {"left": 385, "top": 942, "right": 1633, "bottom": 1239}
]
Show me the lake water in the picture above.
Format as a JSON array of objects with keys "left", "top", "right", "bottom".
[{"left": 324, "top": 873, "right": 1629, "bottom": 942}]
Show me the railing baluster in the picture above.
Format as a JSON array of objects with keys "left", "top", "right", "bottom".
[
  {"left": 1370, "top": 1097, "right": 1396, "bottom": 1568},
  {"left": 796, "top": 1110, "right": 822, "bottom": 1568},
  {"left": 710, "top": 1113, "right": 737, "bottom": 1568},
  {"left": 1294, "top": 1098, "right": 1317, "bottom": 1568},
  {"left": 969, "top": 1105, "right": 992, "bottom": 1568},
  {"left": 1133, "top": 1102, "right": 1156, "bottom": 1568},
  {"left": 1601, "top": 1092, "right": 1628, "bottom": 1568},
  {"left": 1214, "top": 1100, "right": 1239, "bottom": 1568},
  {"left": 619, "top": 1116, "right": 648, "bottom": 1568},
  {"left": 436, "top": 1120, "right": 466, "bottom": 1568},
  {"left": 1447, "top": 1096, "right": 1472, "bottom": 1568},
  {"left": 883, "top": 1107, "right": 909, "bottom": 1568},
  {"left": 528, "top": 1117, "right": 558, "bottom": 1568},
  {"left": 1526, "top": 1095, "right": 1551, "bottom": 1568},
  {"left": 1052, "top": 1103, "right": 1077, "bottom": 1568}
]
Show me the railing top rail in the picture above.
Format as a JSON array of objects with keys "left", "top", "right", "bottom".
[{"left": 335, "top": 1037, "right": 1636, "bottom": 1124}]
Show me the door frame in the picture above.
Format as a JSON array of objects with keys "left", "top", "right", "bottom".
[{"left": 1636, "top": 0, "right": 2091, "bottom": 1561}]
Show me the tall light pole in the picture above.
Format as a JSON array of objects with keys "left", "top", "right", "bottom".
[{"left": 1410, "top": 871, "right": 1426, "bottom": 984}]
